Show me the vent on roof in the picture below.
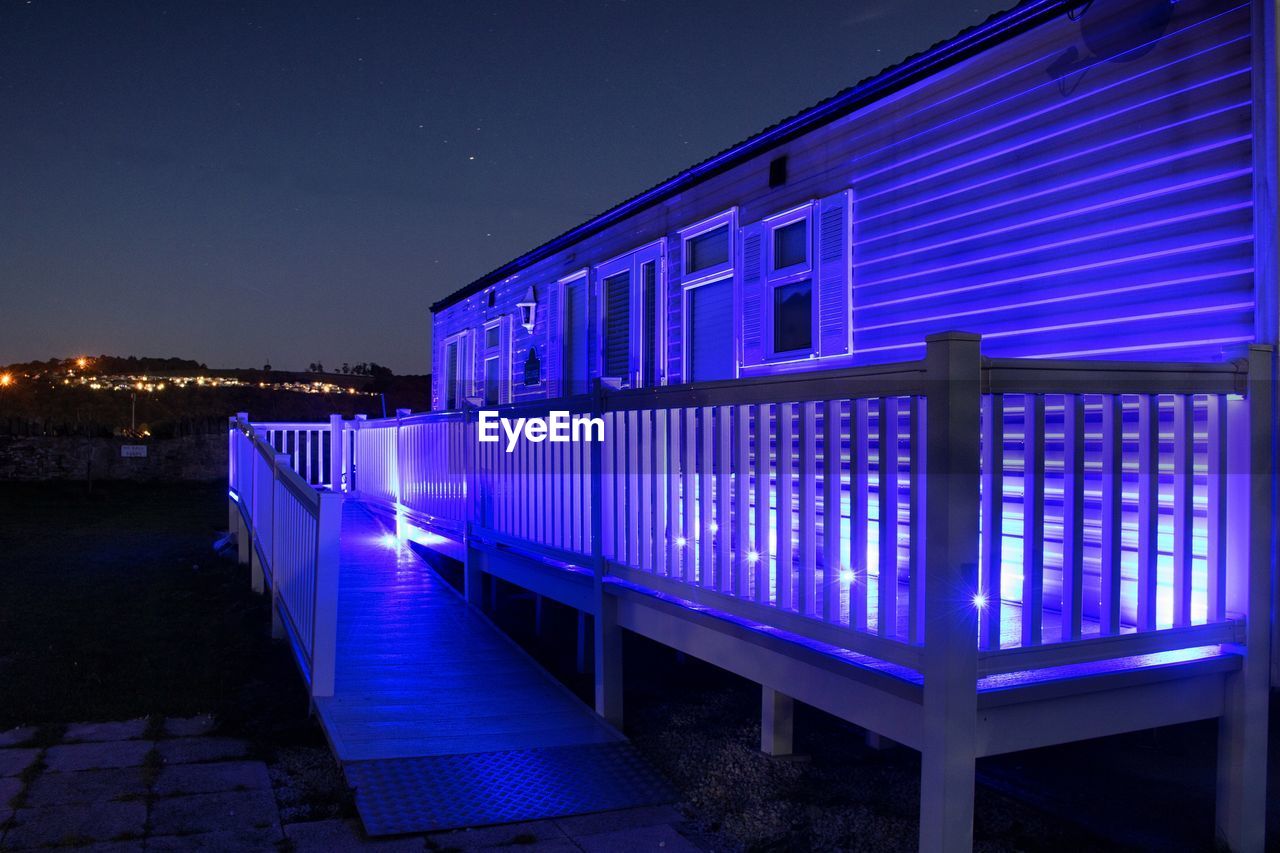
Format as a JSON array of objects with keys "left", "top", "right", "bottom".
[
  {"left": 487, "top": 289, "right": 497, "bottom": 308},
  {"left": 768, "top": 156, "right": 788, "bottom": 188}
]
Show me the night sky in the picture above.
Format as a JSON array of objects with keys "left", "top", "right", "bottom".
[{"left": 2, "top": 0, "right": 1011, "bottom": 375}]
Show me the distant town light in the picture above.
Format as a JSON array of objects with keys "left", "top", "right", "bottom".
[
  {"left": 0, "top": 373, "right": 12, "bottom": 387},
  {"left": 76, "top": 357, "right": 88, "bottom": 369}
]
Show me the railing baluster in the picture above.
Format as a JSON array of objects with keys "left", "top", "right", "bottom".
[
  {"left": 682, "top": 408, "right": 696, "bottom": 582},
  {"left": 798, "top": 401, "right": 818, "bottom": 617},
  {"left": 822, "top": 400, "right": 841, "bottom": 623},
  {"left": 1100, "top": 395, "right": 1123, "bottom": 636},
  {"left": 1206, "top": 393, "right": 1227, "bottom": 622},
  {"left": 734, "top": 404, "right": 751, "bottom": 597},
  {"left": 699, "top": 407, "right": 713, "bottom": 586},
  {"left": 877, "top": 397, "right": 898, "bottom": 638},
  {"left": 1022, "top": 393, "right": 1045, "bottom": 647},
  {"left": 1061, "top": 394, "right": 1085, "bottom": 642},
  {"left": 776, "top": 402, "right": 794, "bottom": 611},
  {"left": 980, "top": 394, "right": 1004, "bottom": 649},
  {"left": 1172, "top": 393, "right": 1194, "bottom": 627},
  {"left": 908, "top": 396, "right": 924, "bottom": 644},
  {"left": 851, "top": 399, "right": 869, "bottom": 631},
  {"left": 753, "top": 404, "right": 770, "bottom": 603},
  {"left": 715, "top": 406, "right": 731, "bottom": 592},
  {"left": 639, "top": 410, "right": 653, "bottom": 573},
  {"left": 654, "top": 409, "right": 668, "bottom": 575},
  {"left": 1136, "top": 394, "right": 1159, "bottom": 632}
]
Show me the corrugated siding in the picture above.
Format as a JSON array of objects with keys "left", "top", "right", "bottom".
[{"left": 849, "top": 0, "right": 1255, "bottom": 362}]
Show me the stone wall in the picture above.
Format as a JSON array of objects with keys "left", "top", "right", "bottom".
[{"left": 0, "top": 434, "right": 226, "bottom": 481}]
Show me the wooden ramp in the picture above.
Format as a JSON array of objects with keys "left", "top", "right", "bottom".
[{"left": 313, "top": 501, "right": 670, "bottom": 836}]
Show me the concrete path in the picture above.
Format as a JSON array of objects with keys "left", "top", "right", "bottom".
[{"left": 0, "top": 719, "right": 700, "bottom": 852}]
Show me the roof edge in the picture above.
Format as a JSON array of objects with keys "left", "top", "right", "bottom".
[{"left": 431, "top": 0, "right": 1068, "bottom": 314}]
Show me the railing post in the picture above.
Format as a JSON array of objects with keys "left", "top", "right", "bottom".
[
  {"left": 328, "top": 414, "right": 344, "bottom": 492},
  {"left": 1215, "top": 344, "right": 1272, "bottom": 852},
  {"left": 918, "top": 332, "right": 982, "bottom": 853},
  {"left": 351, "top": 414, "right": 367, "bottom": 495},
  {"left": 591, "top": 380, "right": 623, "bottom": 727},
  {"left": 310, "top": 489, "right": 344, "bottom": 699}
]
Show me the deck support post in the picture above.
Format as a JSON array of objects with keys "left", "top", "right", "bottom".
[
  {"left": 760, "top": 686, "right": 794, "bottom": 756},
  {"left": 309, "top": 490, "right": 343, "bottom": 698},
  {"left": 918, "top": 333, "right": 982, "bottom": 853},
  {"left": 1214, "top": 345, "right": 1272, "bottom": 853},
  {"left": 576, "top": 612, "right": 587, "bottom": 674},
  {"left": 589, "top": 380, "right": 624, "bottom": 727}
]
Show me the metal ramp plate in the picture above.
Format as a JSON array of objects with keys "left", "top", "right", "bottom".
[{"left": 345, "top": 741, "right": 673, "bottom": 835}]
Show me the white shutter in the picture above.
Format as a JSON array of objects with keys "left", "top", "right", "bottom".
[
  {"left": 739, "top": 221, "right": 766, "bottom": 366},
  {"left": 817, "top": 190, "right": 852, "bottom": 357}
]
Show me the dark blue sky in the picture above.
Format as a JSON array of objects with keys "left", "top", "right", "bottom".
[{"left": 1, "top": 0, "right": 1009, "bottom": 374}]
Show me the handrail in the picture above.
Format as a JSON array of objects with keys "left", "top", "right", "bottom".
[{"left": 982, "top": 355, "right": 1250, "bottom": 395}]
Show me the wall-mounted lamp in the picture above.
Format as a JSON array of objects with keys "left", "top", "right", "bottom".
[{"left": 517, "top": 286, "right": 537, "bottom": 332}]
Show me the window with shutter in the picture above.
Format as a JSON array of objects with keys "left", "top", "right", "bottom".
[
  {"left": 562, "top": 275, "right": 589, "bottom": 395},
  {"left": 740, "top": 223, "right": 765, "bottom": 366},
  {"left": 603, "top": 270, "right": 630, "bottom": 380},
  {"left": 760, "top": 203, "right": 817, "bottom": 361},
  {"left": 593, "top": 241, "right": 664, "bottom": 389}
]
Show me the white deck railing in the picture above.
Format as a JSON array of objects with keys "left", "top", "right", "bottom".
[
  {"left": 228, "top": 417, "right": 341, "bottom": 697},
  {"left": 235, "top": 335, "right": 1273, "bottom": 684}
]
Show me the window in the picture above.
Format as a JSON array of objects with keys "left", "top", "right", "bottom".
[
  {"left": 763, "top": 204, "right": 815, "bottom": 359},
  {"left": 773, "top": 279, "right": 812, "bottom": 354},
  {"left": 482, "top": 319, "right": 506, "bottom": 405},
  {"left": 679, "top": 211, "right": 737, "bottom": 382},
  {"left": 602, "top": 271, "right": 631, "bottom": 379},
  {"left": 773, "top": 220, "right": 807, "bottom": 270},
  {"left": 484, "top": 356, "right": 500, "bottom": 406},
  {"left": 593, "top": 241, "right": 664, "bottom": 388},
  {"left": 680, "top": 210, "right": 735, "bottom": 285},
  {"left": 561, "top": 273, "right": 590, "bottom": 395},
  {"left": 442, "top": 332, "right": 470, "bottom": 410},
  {"left": 686, "top": 225, "right": 729, "bottom": 275}
]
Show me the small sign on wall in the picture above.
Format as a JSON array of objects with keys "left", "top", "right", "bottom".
[{"left": 121, "top": 445, "right": 148, "bottom": 458}]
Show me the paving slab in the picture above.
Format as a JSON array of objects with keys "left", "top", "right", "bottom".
[
  {"left": 156, "top": 736, "right": 251, "bottom": 765},
  {"left": 284, "top": 818, "right": 427, "bottom": 851},
  {"left": 0, "top": 748, "right": 40, "bottom": 778},
  {"left": 43, "top": 740, "right": 151, "bottom": 772},
  {"left": 148, "top": 789, "right": 280, "bottom": 837},
  {"left": 426, "top": 819, "right": 571, "bottom": 850},
  {"left": 0, "top": 727, "right": 37, "bottom": 748},
  {"left": 4, "top": 800, "right": 146, "bottom": 849},
  {"left": 154, "top": 760, "right": 271, "bottom": 797},
  {"left": 23, "top": 767, "right": 150, "bottom": 808},
  {"left": 63, "top": 719, "right": 149, "bottom": 743},
  {"left": 145, "top": 825, "right": 283, "bottom": 851},
  {"left": 163, "top": 714, "right": 217, "bottom": 738},
  {"left": 573, "top": 823, "right": 701, "bottom": 852}
]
